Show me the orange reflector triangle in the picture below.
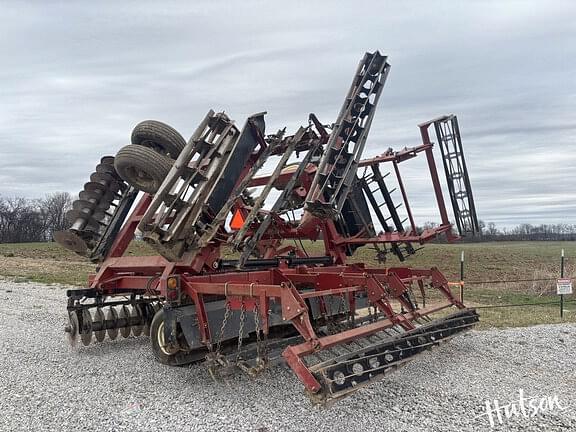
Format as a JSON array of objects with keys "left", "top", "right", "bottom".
[{"left": 230, "top": 209, "right": 246, "bottom": 230}]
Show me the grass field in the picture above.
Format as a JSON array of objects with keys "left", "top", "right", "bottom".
[{"left": 0, "top": 240, "right": 574, "bottom": 329}]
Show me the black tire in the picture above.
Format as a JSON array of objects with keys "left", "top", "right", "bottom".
[
  {"left": 114, "top": 144, "right": 173, "bottom": 194},
  {"left": 150, "top": 309, "right": 206, "bottom": 366},
  {"left": 131, "top": 120, "right": 186, "bottom": 159}
]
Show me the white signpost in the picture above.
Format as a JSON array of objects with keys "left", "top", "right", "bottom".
[
  {"left": 558, "top": 249, "right": 570, "bottom": 318},
  {"left": 557, "top": 278, "right": 573, "bottom": 295}
]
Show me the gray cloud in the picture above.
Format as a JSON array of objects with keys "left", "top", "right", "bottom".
[{"left": 0, "top": 0, "right": 575, "bottom": 228}]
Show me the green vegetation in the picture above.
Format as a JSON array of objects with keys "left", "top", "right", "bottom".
[
  {"left": 0, "top": 240, "right": 574, "bottom": 329},
  {"left": 0, "top": 241, "right": 155, "bottom": 286}
]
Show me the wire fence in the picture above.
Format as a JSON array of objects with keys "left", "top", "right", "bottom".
[
  {"left": 473, "top": 300, "right": 576, "bottom": 310},
  {"left": 453, "top": 249, "right": 574, "bottom": 317}
]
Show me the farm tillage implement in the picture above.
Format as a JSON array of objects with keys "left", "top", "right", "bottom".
[{"left": 55, "top": 51, "right": 480, "bottom": 403}]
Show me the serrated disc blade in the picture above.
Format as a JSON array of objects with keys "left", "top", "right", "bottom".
[
  {"left": 131, "top": 305, "right": 143, "bottom": 337},
  {"left": 80, "top": 309, "right": 92, "bottom": 346},
  {"left": 65, "top": 210, "right": 102, "bottom": 231},
  {"left": 53, "top": 231, "right": 88, "bottom": 255},
  {"left": 106, "top": 307, "right": 119, "bottom": 341},
  {"left": 79, "top": 190, "right": 115, "bottom": 207},
  {"left": 73, "top": 199, "right": 98, "bottom": 212},
  {"left": 96, "top": 162, "right": 117, "bottom": 176},
  {"left": 100, "top": 155, "right": 115, "bottom": 165},
  {"left": 119, "top": 305, "right": 131, "bottom": 338},
  {"left": 66, "top": 311, "right": 79, "bottom": 347},
  {"left": 93, "top": 308, "right": 106, "bottom": 342}
]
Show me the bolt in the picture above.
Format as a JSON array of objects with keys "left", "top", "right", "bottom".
[{"left": 64, "top": 324, "right": 72, "bottom": 333}]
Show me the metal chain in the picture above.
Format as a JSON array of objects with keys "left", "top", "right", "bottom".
[
  {"left": 216, "top": 301, "right": 231, "bottom": 354},
  {"left": 340, "top": 293, "right": 352, "bottom": 328},
  {"left": 206, "top": 300, "right": 232, "bottom": 380},
  {"left": 339, "top": 292, "right": 347, "bottom": 314},
  {"left": 339, "top": 292, "right": 348, "bottom": 330},
  {"left": 253, "top": 302, "right": 268, "bottom": 368},
  {"left": 235, "top": 302, "right": 246, "bottom": 363},
  {"left": 326, "top": 296, "right": 336, "bottom": 334}
]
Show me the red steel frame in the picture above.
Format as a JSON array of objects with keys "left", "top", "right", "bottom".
[{"left": 84, "top": 132, "right": 465, "bottom": 395}]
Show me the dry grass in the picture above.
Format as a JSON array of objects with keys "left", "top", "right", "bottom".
[{"left": 0, "top": 240, "right": 574, "bottom": 328}]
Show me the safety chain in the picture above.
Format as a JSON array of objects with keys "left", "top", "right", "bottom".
[
  {"left": 216, "top": 301, "right": 231, "bottom": 354},
  {"left": 235, "top": 301, "right": 246, "bottom": 363},
  {"left": 253, "top": 302, "right": 268, "bottom": 369},
  {"left": 326, "top": 297, "right": 337, "bottom": 334},
  {"left": 341, "top": 292, "right": 353, "bottom": 328},
  {"left": 206, "top": 298, "right": 270, "bottom": 380},
  {"left": 205, "top": 300, "right": 232, "bottom": 379}
]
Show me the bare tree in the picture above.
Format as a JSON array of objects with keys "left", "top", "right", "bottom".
[
  {"left": 42, "top": 192, "right": 73, "bottom": 240},
  {"left": 486, "top": 222, "right": 499, "bottom": 236},
  {"left": 0, "top": 196, "right": 46, "bottom": 243}
]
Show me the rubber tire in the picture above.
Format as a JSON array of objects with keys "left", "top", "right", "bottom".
[
  {"left": 131, "top": 120, "right": 186, "bottom": 159},
  {"left": 150, "top": 309, "right": 205, "bottom": 367},
  {"left": 114, "top": 144, "right": 173, "bottom": 194}
]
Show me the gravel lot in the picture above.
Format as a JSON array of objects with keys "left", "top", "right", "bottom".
[{"left": 1, "top": 280, "right": 575, "bottom": 432}]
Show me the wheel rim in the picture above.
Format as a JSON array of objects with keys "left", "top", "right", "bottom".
[
  {"left": 125, "top": 166, "right": 156, "bottom": 190},
  {"left": 140, "top": 140, "right": 167, "bottom": 156},
  {"left": 157, "top": 321, "right": 179, "bottom": 356}
]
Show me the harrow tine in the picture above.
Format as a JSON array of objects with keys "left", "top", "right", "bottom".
[{"left": 299, "top": 309, "right": 480, "bottom": 403}]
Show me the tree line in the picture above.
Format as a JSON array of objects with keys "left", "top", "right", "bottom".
[
  {"left": 472, "top": 221, "right": 576, "bottom": 242},
  {"left": 419, "top": 220, "right": 576, "bottom": 242},
  {"left": 0, "top": 193, "right": 72, "bottom": 243},
  {"left": 1, "top": 192, "right": 574, "bottom": 244}
]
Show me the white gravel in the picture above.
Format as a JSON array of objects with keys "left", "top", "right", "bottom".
[{"left": 0, "top": 279, "right": 575, "bottom": 432}]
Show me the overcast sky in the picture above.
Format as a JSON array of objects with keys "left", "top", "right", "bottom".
[{"left": 0, "top": 0, "right": 574, "bottom": 227}]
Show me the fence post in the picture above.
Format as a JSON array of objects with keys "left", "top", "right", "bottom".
[
  {"left": 560, "top": 249, "right": 565, "bottom": 318},
  {"left": 460, "top": 251, "right": 465, "bottom": 303}
]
